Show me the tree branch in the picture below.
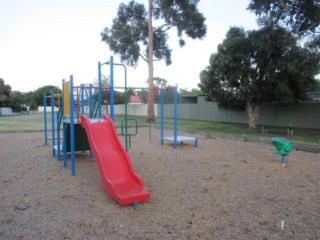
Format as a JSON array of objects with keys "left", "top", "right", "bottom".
[
  {"left": 139, "top": 53, "right": 148, "bottom": 63},
  {"left": 155, "top": 23, "right": 173, "bottom": 32},
  {"left": 295, "top": 22, "right": 320, "bottom": 35}
]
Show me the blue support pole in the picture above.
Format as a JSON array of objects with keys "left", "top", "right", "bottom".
[
  {"left": 51, "top": 91, "right": 56, "bottom": 156},
  {"left": 57, "top": 79, "right": 64, "bottom": 161},
  {"left": 110, "top": 56, "right": 114, "bottom": 121},
  {"left": 98, "top": 62, "right": 102, "bottom": 119},
  {"left": 44, "top": 94, "right": 47, "bottom": 146},
  {"left": 88, "top": 85, "right": 93, "bottom": 158},
  {"left": 173, "top": 86, "right": 178, "bottom": 149},
  {"left": 81, "top": 84, "right": 84, "bottom": 114},
  {"left": 160, "top": 89, "right": 164, "bottom": 145},
  {"left": 63, "top": 119, "right": 67, "bottom": 167},
  {"left": 89, "top": 83, "right": 93, "bottom": 118},
  {"left": 57, "top": 110, "right": 61, "bottom": 160},
  {"left": 70, "top": 75, "right": 76, "bottom": 176},
  {"left": 62, "top": 80, "right": 67, "bottom": 167},
  {"left": 84, "top": 86, "right": 89, "bottom": 116}
]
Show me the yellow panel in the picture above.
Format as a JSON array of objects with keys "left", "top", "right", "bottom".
[{"left": 64, "top": 81, "right": 70, "bottom": 117}]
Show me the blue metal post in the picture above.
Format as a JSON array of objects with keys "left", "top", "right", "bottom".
[
  {"left": 63, "top": 119, "right": 67, "bottom": 167},
  {"left": 98, "top": 62, "right": 102, "bottom": 119},
  {"left": 160, "top": 89, "right": 164, "bottom": 145},
  {"left": 174, "top": 86, "right": 178, "bottom": 149},
  {"left": 89, "top": 84, "right": 93, "bottom": 117},
  {"left": 88, "top": 85, "right": 93, "bottom": 158},
  {"left": 44, "top": 94, "right": 47, "bottom": 146},
  {"left": 62, "top": 80, "right": 67, "bottom": 167},
  {"left": 51, "top": 91, "right": 55, "bottom": 156},
  {"left": 195, "top": 137, "right": 199, "bottom": 148},
  {"left": 57, "top": 79, "right": 64, "bottom": 161},
  {"left": 70, "top": 75, "right": 76, "bottom": 176},
  {"left": 57, "top": 110, "right": 61, "bottom": 160},
  {"left": 84, "top": 86, "right": 89, "bottom": 116},
  {"left": 110, "top": 56, "right": 114, "bottom": 121},
  {"left": 81, "top": 84, "right": 84, "bottom": 114}
]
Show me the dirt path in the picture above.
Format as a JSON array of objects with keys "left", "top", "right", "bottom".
[{"left": 1, "top": 129, "right": 319, "bottom": 239}]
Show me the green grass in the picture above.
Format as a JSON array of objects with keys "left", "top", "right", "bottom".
[
  {"left": 1, "top": 113, "right": 319, "bottom": 146},
  {"left": 0, "top": 113, "right": 47, "bottom": 132}
]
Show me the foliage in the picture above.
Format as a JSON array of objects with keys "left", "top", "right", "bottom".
[
  {"left": 248, "top": 0, "right": 320, "bottom": 49},
  {"left": 0, "top": 79, "right": 38, "bottom": 111},
  {"left": 32, "top": 85, "right": 61, "bottom": 107},
  {"left": 160, "top": 86, "right": 176, "bottom": 104},
  {"left": 23, "top": 91, "right": 37, "bottom": 110},
  {"left": 9, "top": 91, "right": 24, "bottom": 112},
  {"left": 101, "top": 0, "right": 206, "bottom": 120},
  {"left": 91, "top": 89, "right": 125, "bottom": 105},
  {"left": 0, "top": 78, "right": 12, "bottom": 107},
  {"left": 153, "top": 77, "right": 167, "bottom": 88},
  {"left": 199, "top": 26, "right": 320, "bottom": 105},
  {"left": 101, "top": 0, "right": 206, "bottom": 66},
  {"left": 93, "top": 74, "right": 109, "bottom": 88},
  {"left": 136, "top": 89, "right": 148, "bottom": 104},
  {"left": 309, "top": 79, "right": 320, "bottom": 92},
  {"left": 199, "top": 26, "right": 320, "bottom": 128}
]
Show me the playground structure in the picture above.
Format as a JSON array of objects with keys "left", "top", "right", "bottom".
[
  {"left": 43, "top": 56, "right": 198, "bottom": 205},
  {"left": 159, "top": 87, "right": 198, "bottom": 149},
  {"left": 43, "top": 57, "right": 150, "bottom": 206}
]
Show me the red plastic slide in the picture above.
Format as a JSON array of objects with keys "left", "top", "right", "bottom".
[{"left": 81, "top": 115, "right": 150, "bottom": 205}]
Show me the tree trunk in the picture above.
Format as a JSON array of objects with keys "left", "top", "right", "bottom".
[
  {"left": 246, "top": 98, "right": 260, "bottom": 129},
  {"left": 147, "top": 0, "right": 155, "bottom": 121}
]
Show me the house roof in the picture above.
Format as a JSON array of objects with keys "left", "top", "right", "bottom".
[{"left": 129, "top": 96, "right": 142, "bottom": 103}]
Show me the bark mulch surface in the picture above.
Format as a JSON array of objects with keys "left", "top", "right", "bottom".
[{"left": 1, "top": 129, "right": 319, "bottom": 239}]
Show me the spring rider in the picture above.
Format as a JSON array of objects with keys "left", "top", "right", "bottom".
[{"left": 272, "top": 137, "right": 293, "bottom": 167}]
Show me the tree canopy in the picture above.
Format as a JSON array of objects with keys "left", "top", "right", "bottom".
[
  {"left": 101, "top": 0, "right": 206, "bottom": 120},
  {"left": 199, "top": 26, "right": 320, "bottom": 128},
  {"left": 0, "top": 79, "right": 35, "bottom": 112},
  {"left": 32, "top": 85, "right": 60, "bottom": 107},
  {"left": 101, "top": 0, "right": 206, "bottom": 66},
  {"left": 248, "top": 0, "right": 320, "bottom": 49},
  {"left": 0, "top": 78, "right": 12, "bottom": 107}
]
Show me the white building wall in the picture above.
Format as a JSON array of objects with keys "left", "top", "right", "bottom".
[{"left": 0, "top": 107, "right": 13, "bottom": 115}]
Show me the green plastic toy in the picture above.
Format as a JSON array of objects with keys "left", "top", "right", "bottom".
[{"left": 272, "top": 137, "right": 293, "bottom": 155}]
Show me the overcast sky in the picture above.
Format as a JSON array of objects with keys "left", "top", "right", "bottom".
[{"left": 0, "top": 0, "right": 258, "bottom": 92}]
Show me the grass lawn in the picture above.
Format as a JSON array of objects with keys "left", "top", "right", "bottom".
[
  {"left": 0, "top": 113, "right": 46, "bottom": 132},
  {"left": 1, "top": 113, "right": 319, "bottom": 146}
]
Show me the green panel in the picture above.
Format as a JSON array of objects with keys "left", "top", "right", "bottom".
[
  {"left": 178, "top": 104, "right": 190, "bottom": 120},
  {"left": 164, "top": 104, "right": 174, "bottom": 118},
  {"left": 228, "top": 108, "right": 247, "bottom": 124},
  {"left": 210, "top": 103, "right": 227, "bottom": 122},
  {"left": 66, "top": 123, "right": 91, "bottom": 152},
  {"left": 304, "top": 103, "right": 320, "bottom": 129},
  {"left": 198, "top": 104, "right": 209, "bottom": 121},
  {"left": 156, "top": 102, "right": 320, "bottom": 129},
  {"left": 188, "top": 104, "right": 198, "bottom": 119}
]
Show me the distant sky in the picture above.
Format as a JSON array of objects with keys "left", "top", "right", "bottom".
[{"left": 0, "top": 0, "right": 258, "bottom": 92}]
